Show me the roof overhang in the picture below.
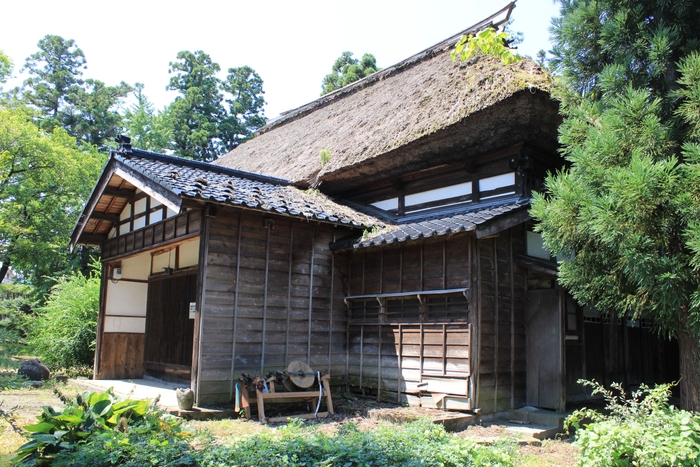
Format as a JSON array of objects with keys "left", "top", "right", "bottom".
[
  {"left": 319, "top": 90, "right": 561, "bottom": 194},
  {"left": 69, "top": 153, "right": 183, "bottom": 252}
]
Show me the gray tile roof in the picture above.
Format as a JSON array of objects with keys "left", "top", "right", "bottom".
[
  {"left": 350, "top": 199, "right": 529, "bottom": 248},
  {"left": 117, "top": 150, "right": 382, "bottom": 228}
]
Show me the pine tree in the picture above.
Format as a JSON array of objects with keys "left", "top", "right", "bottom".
[
  {"left": 167, "top": 51, "right": 266, "bottom": 161},
  {"left": 321, "top": 52, "right": 379, "bottom": 96},
  {"left": 531, "top": 0, "right": 700, "bottom": 411}
]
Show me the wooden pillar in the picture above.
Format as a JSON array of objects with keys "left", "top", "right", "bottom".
[
  {"left": 307, "top": 227, "right": 316, "bottom": 363},
  {"left": 494, "top": 237, "right": 499, "bottom": 411},
  {"left": 260, "top": 222, "right": 271, "bottom": 374},
  {"left": 228, "top": 214, "right": 243, "bottom": 398},
  {"left": 328, "top": 233, "right": 335, "bottom": 375},
  {"left": 191, "top": 213, "right": 211, "bottom": 405},
  {"left": 94, "top": 262, "right": 109, "bottom": 378},
  {"left": 284, "top": 225, "right": 294, "bottom": 367}
]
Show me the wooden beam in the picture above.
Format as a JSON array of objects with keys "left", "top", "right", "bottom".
[
  {"left": 103, "top": 186, "right": 136, "bottom": 199},
  {"left": 79, "top": 233, "right": 107, "bottom": 246},
  {"left": 476, "top": 209, "right": 530, "bottom": 239},
  {"left": 91, "top": 211, "right": 120, "bottom": 222}
]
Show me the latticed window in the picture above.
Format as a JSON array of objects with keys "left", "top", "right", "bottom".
[{"left": 346, "top": 289, "right": 469, "bottom": 324}]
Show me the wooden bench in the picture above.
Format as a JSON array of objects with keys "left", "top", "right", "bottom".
[{"left": 240, "top": 373, "right": 334, "bottom": 423}]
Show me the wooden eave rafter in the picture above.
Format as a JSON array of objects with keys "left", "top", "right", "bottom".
[
  {"left": 70, "top": 155, "right": 183, "bottom": 251},
  {"left": 475, "top": 208, "right": 531, "bottom": 239}
]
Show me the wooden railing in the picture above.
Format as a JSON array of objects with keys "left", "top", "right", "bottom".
[{"left": 102, "top": 209, "right": 202, "bottom": 260}]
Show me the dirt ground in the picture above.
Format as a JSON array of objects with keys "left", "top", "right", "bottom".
[{"left": 1, "top": 380, "right": 578, "bottom": 467}]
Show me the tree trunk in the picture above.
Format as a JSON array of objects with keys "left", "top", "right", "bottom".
[
  {"left": 0, "top": 260, "right": 9, "bottom": 284},
  {"left": 678, "top": 327, "right": 700, "bottom": 412}
]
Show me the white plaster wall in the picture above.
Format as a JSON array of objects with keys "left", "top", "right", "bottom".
[
  {"left": 179, "top": 240, "right": 199, "bottom": 268},
  {"left": 104, "top": 251, "right": 149, "bottom": 333},
  {"left": 103, "top": 316, "right": 146, "bottom": 333}
]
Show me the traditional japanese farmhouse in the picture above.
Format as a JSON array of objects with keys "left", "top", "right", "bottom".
[{"left": 71, "top": 3, "right": 677, "bottom": 413}]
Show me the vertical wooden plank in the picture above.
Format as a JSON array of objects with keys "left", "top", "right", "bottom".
[
  {"left": 397, "top": 324, "right": 403, "bottom": 403},
  {"left": 399, "top": 248, "right": 403, "bottom": 292},
  {"left": 442, "top": 240, "right": 447, "bottom": 290},
  {"left": 467, "top": 237, "right": 475, "bottom": 402},
  {"left": 361, "top": 253, "right": 366, "bottom": 294},
  {"left": 377, "top": 325, "right": 382, "bottom": 401},
  {"left": 493, "top": 237, "right": 499, "bottom": 411},
  {"left": 285, "top": 225, "right": 294, "bottom": 366},
  {"left": 509, "top": 229, "right": 515, "bottom": 409},
  {"left": 94, "top": 262, "right": 109, "bottom": 378},
  {"left": 328, "top": 233, "right": 335, "bottom": 375},
  {"left": 420, "top": 243, "right": 424, "bottom": 290},
  {"left": 419, "top": 323, "right": 424, "bottom": 382},
  {"left": 192, "top": 214, "right": 210, "bottom": 405},
  {"left": 359, "top": 326, "right": 364, "bottom": 393},
  {"left": 560, "top": 287, "right": 567, "bottom": 411},
  {"left": 260, "top": 223, "right": 271, "bottom": 374},
  {"left": 442, "top": 324, "right": 447, "bottom": 376},
  {"left": 228, "top": 214, "right": 242, "bottom": 398},
  {"left": 475, "top": 237, "right": 482, "bottom": 409},
  {"left": 307, "top": 226, "right": 316, "bottom": 363},
  {"left": 379, "top": 250, "right": 384, "bottom": 293}
]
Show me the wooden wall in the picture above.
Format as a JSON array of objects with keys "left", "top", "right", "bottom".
[
  {"left": 97, "top": 333, "right": 145, "bottom": 379},
  {"left": 194, "top": 206, "right": 353, "bottom": 406},
  {"left": 474, "top": 226, "right": 528, "bottom": 413},
  {"left": 344, "top": 226, "right": 528, "bottom": 413},
  {"left": 567, "top": 320, "right": 679, "bottom": 400}
]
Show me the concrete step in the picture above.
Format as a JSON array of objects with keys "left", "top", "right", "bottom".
[
  {"left": 502, "top": 422, "right": 561, "bottom": 440},
  {"left": 507, "top": 406, "right": 567, "bottom": 430},
  {"left": 368, "top": 407, "right": 476, "bottom": 432}
]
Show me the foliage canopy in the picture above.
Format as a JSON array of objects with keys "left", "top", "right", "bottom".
[
  {"left": 167, "top": 50, "right": 266, "bottom": 161},
  {"left": 321, "top": 51, "right": 380, "bottom": 96},
  {"left": 531, "top": 0, "right": 700, "bottom": 410}
]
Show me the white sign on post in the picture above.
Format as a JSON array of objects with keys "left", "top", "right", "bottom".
[{"left": 189, "top": 302, "right": 197, "bottom": 319}]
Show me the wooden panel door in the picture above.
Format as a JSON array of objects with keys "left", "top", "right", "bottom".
[
  {"left": 526, "top": 288, "right": 565, "bottom": 410},
  {"left": 144, "top": 272, "right": 197, "bottom": 368}
]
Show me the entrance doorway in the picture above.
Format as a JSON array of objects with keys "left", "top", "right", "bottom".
[{"left": 144, "top": 271, "right": 197, "bottom": 382}]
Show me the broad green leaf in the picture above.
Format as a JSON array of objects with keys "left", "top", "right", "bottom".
[{"left": 24, "top": 422, "right": 54, "bottom": 433}]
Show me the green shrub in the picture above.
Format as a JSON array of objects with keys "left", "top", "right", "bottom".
[
  {"left": 28, "top": 270, "right": 99, "bottom": 369},
  {"left": 196, "top": 417, "right": 515, "bottom": 467},
  {"left": 13, "top": 388, "right": 160, "bottom": 465},
  {"left": 0, "top": 285, "right": 35, "bottom": 367},
  {"left": 566, "top": 380, "right": 700, "bottom": 467},
  {"left": 52, "top": 409, "right": 194, "bottom": 467}
]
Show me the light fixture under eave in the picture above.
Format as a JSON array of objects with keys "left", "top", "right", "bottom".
[{"left": 163, "top": 249, "right": 174, "bottom": 275}]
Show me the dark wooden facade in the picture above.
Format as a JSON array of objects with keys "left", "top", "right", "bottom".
[
  {"left": 341, "top": 225, "right": 528, "bottom": 413},
  {"left": 193, "top": 207, "right": 354, "bottom": 405}
]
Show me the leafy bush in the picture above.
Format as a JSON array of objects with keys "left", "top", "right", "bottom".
[
  {"left": 197, "top": 417, "right": 515, "bottom": 467},
  {"left": 28, "top": 270, "right": 99, "bottom": 369},
  {"left": 0, "top": 284, "right": 35, "bottom": 368},
  {"left": 13, "top": 388, "right": 155, "bottom": 465},
  {"left": 52, "top": 416, "right": 515, "bottom": 467},
  {"left": 566, "top": 380, "right": 700, "bottom": 467}
]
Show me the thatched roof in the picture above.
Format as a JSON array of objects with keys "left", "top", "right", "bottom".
[{"left": 215, "top": 9, "right": 559, "bottom": 194}]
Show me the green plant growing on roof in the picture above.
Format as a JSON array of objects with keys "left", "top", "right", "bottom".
[
  {"left": 362, "top": 225, "right": 380, "bottom": 238},
  {"left": 451, "top": 28, "right": 521, "bottom": 65},
  {"left": 320, "top": 148, "right": 332, "bottom": 168}
]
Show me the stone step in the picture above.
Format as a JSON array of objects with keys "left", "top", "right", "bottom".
[
  {"left": 507, "top": 406, "right": 567, "bottom": 430},
  {"left": 368, "top": 407, "right": 476, "bottom": 432},
  {"left": 503, "top": 423, "right": 561, "bottom": 440}
]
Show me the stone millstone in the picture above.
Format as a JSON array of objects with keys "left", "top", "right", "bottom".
[
  {"left": 19, "top": 358, "right": 50, "bottom": 381},
  {"left": 287, "top": 361, "right": 314, "bottom": 389}
]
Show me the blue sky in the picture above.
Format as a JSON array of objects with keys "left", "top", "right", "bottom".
[{"left": 1, "top": 0, "right": 560, "bottom": 118}]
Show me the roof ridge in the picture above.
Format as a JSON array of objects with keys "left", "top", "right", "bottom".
[
  {"left": 119, "top": 148, "right": 292, "bottom": 186},
  {"left": 254, "top": 2, "right": 516, "bottom": 135}
]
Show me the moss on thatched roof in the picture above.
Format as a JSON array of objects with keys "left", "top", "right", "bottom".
[{"left": 215, "top": 24, "right": 558, "bottom": 194}]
